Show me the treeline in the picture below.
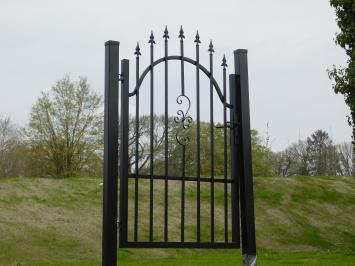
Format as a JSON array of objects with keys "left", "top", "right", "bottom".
[
  {"left": 272, "top": 130, "right": 353, "bottom": 176},
  {"left": 0, "top": 76, "right": 354, "bottom": 177}
]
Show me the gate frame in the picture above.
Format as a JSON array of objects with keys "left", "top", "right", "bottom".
[{"left": 103, "top": 39, "right": 256, "bottom": 266}]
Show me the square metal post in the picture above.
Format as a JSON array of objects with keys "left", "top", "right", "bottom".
[
  {"left": 233, "top": 49, "right": 257, "bottom": 266},
  {"left": 103, "top": 40, "right": 119, "bottom": 266},
  {"left": 119, "top": 59, "right": 130, "bottom": 247}
]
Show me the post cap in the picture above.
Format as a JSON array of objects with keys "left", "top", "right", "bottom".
[
  {"left": 105, "top": 40, "right": 120, "bottom": 46},
  {"left": 234, "top": 49, "right": 248, "bottom": 54}
]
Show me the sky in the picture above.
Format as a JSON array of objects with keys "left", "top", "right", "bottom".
[{"left": 0, "top": 0, "right": 352, "bottom": 151}]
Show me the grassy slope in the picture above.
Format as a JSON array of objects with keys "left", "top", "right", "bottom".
[{"left": 0, "top": 176, "right": 354, "bottom": 265}]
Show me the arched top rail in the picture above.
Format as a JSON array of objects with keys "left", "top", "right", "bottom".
[{"left": 128, "top": 55, "right": 233, "bottom": 109}]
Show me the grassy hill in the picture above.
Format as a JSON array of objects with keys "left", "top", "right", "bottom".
[{"left": 0, "top": 176, "right": 354, "bottom": 265}]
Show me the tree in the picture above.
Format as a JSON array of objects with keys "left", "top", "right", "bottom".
[
  {"left": 250, "top": 129, "right": 275, "bottom": 177},
  {"left": 126, "top": 116, "right": 275, "bottom": 177},
  {"left": 27, "top": 76, "right": 102, "bottom": 177},
  {"left": 328, "top": 0, "right": 355, "bottom": 152},
  {"left": 337, "top": 141, "right": 354, "bottom": 176},
  {"left": 273, "top": 130, "right": 353, "bottom": 177},
  {"left": 274, "top": 140, "right": 311, "bottom": 176},
  {"left": 0, "top": 115, "right": 26, "bottom": 177},
  {"left": 274, "top": 144, "right": 300, "bottom": 176},
  {"left": 306, "top": 130, "right": 340, "bottom": 176},
  {"left": 127, "top": 114, "right": 166, "bottom": 174}
]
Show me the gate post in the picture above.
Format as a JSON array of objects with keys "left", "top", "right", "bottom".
[
  {"left": 233, "top": 49, "right": 257, "bottom": 266},
  {"left": 119, "top": 59, "right": 130, "bottom": 248},
  {"left": 229, "top": 74, "right": 240, "bottom": 246},
  {"left": 103, "top": 40, "right": 119, "bottom": 266}
]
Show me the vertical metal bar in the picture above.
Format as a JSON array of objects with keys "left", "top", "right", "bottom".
[
  {"left": 163, "top": 26, "right": 169, "bottom": 242},
  {"left": 179, "top": 27, "right": 185, "bottom": 96},
  {"left": 208, "top": 41, "right": 215, "bottom": 243},
  {"left": 119, "top": 59, "right": 129, "bottom": 248},
  {"left": 148, "top": 32, "right": 155, "bottom": 242},
  {"left": 134, "top": 43, "right": 141, "bottom": 242},
  {"left": 234, "top": 49, "right": 257, "bottom": 265},
  {"left": 194, "top": 31, "right": 201, "bottom": 243},
  {"left": 229, "top": 74, "right": 240, "bottom": 245},
  {"left": 179, "top": 26, "right": 185, "bottom": 243},
  {"left": 103, "top": 40, "right": 119, "bottom": 266},
  {"left": 181, "top": 144, "right": 185, "bottom": 243},
  {"left": 222, "top": 55, "right": 228, "bottom": 243}
]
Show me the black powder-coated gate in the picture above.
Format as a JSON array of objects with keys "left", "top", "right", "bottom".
[{"left": 103, "top": 27, "right": 256, "bottom": 266}]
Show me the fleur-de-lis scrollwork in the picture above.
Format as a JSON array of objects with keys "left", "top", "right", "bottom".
[{"left": 174, "top": 95, "right": 193, "bottom": 146}]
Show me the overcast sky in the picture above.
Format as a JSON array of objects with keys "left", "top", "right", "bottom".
[{"left": 0, "top": 0, "right": 351, "bottom": 151}]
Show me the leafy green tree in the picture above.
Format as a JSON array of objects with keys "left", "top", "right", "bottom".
[
  {"left": 27, "top": 76, "right": 102, "bottom": 177},
  {"left": 328, "top": 0, "right": 355, "bottom": 151}
]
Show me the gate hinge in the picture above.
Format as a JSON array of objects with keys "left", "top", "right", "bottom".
[
  {"left": 215, "top": 121, "right": 240, "bottom": 129},
  {"left": 118, "top": 73, "right": 124, "bottom": 82}
]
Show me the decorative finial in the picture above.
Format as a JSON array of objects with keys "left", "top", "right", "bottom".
[
  {"left": 194, "top": 30, "right": 201, "bottom": 44},
  {"left": 134, "top": 42, "right": 141, "bottom": 56},
  {"left": 221, "top": 54, "right": 227, "bottom": 67},
  {"left": 179, "top": 26, "right": 185, "bottom": 39},
  {"left": 163, "top": 26, "right": 169, "bottom": 39},
  {"left": 149, "top": 31, "right": 155, "bottom": 45},
  {"left": 208, "top": 40, "right": 214, "bottom": 53}
]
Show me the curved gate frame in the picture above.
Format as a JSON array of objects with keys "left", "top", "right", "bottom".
[{"left": 103, "top": 28, "right": 256, "bottom": 266}]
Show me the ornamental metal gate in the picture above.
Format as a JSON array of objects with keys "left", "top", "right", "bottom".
[{"left": 103, "top": 27, "right": 256, "bottom": 266}]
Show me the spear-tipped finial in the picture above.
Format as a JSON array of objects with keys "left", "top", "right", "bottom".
[
  {"left": 194, "top": 30, "right": 201, "bottom": 44},
  {"left": 221, "top": 54, "right": 227, "bottom": 67},
  {"left": 148, "top": 31, "right": 155, "bottom": 45},
  {"left": 163, "top": 26, "right": 169, "bottom": 39},
  {"left": 178, "top": 26, "right": 185, "bottom": 39},
  {"left": 208, "top": 40, "right": 214, "bottom": 53},
  {"left": 134, "top": 42, "right": 141, "bottom": 56}
]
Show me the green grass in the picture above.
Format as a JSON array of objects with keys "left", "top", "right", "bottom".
[
  {"left": 0, "top": 175, "right": 354, "bottom": 265},
  {"left": 16, "top": 251, "right": 355, "bottom": 266}
]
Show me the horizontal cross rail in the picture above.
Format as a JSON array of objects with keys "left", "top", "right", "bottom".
[
  {"left": 128, "top": 174, "right": 234, "bottom": 184},
  {"left": 128, "top": 55, "right": 233, "bottom": 109},
  {"left": 121, "top": 241, "right": 240, "bottom": 249}
]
